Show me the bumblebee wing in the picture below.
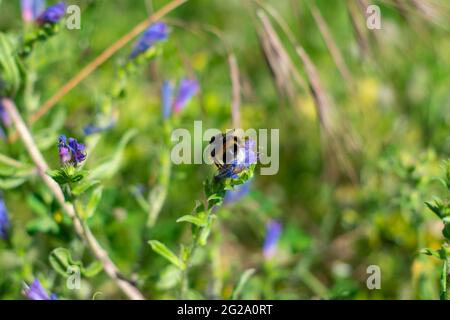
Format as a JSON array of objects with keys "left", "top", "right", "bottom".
[{"left": 215, "top": 164, "right": 239, "bottom": 179}]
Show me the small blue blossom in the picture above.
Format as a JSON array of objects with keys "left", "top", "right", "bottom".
[
  {"left": 36, "top": 2, "right": 65, "bottom": 25},
  {"left": 21, "top": 0, "right": 45, "bottom": 22},
  {"left": 23, "top": 279, "right": 57, "bottom": 300},
  {"left": 68, "top": 137, "right": 86, "bottom": 164},
  {"left": 0, "top": 196, "right": 10, "bottom": 240},
  {"left": 83, "top": 121, "right": 115, "bottom": 136},
  {"left": 239, "top": 139, "right": 258, "bottom": 167},
  {"left": 0, "top": 101, "right": 10, "bottom": 140},
  {"left": 216, "top": 138, "right": 258, "bottom": 179},
  {"left": 58, "top": 135, "right": 86, "bottom": 165},
  {"left": 0, "top": 101, "right": 11, "bottom": 127},
  {"left": 58, "top": 135, "right": 71, "bottom": 164},
  {"left": 173, "top": 79, "right": 199, "bottom": 114},
  {"left": 161, "top": 80, "right": 173, "bottom": 119},
  {"left": 263, "top": 220, "right": 282, "bottom": 259},
  {"left": 224, "top": 179, "right": 252, "bottom": 204},
  {"left": 129, "top": 22, "right": 169, "bottom": 59}
]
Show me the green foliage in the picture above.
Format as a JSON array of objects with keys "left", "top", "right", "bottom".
[
  {"left": 0, "top": 0, "right": 449, "bottom": 300},
  {"left": 47, "top": 167, "right": 89, "bottom": 186},
  {"left": 49, "top": 248, "right": 103, "bottom": 278},
  {"left": 423, "top": 161, "right": 450, "bottom": 299},
  {"left": 0, "top": 32, "right": 21, "bottom": 97},
  {"left": 148, "top": 240, "right": 186, "bottom": 270}
]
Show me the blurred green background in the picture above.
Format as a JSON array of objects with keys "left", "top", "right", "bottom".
[{"left": 1, "top": 0, "right": 450, "bottom": 299}]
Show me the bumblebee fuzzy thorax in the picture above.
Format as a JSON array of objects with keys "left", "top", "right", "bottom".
[{"left": 208, "top": 131, "right": 244, "bottom": 168}]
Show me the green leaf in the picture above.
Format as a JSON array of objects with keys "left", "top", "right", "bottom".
[
  {"left": 443, "top": 220, "right": 450, "bottom": 240},
  {"left": 207, "top": 194, "right": 223, "bottom": 202},
  {"left": 148, "top": 240, "right": 185, "bottom": 270},
  {"left": 0, "top": 166, "right": 17, "bottom": 176},
  {"left": 231, "top": 268, "right": 256, "bottom": 299},
  {"left": 0, "top": 176, "right": 27, "bottom": 189},
  {"left": 46, "top": 169, "right": 68, "bottom": 185},
  {"left": 0, "top": 32, "right": 21, "bottom": 96},
  {"left": 71, "top": 170, "right": 89, "bottom": 183},
  {"left": 176, "top": 214, "right": 206, "bottom": 227},
  {"left": 197, "top": 216, "right": 216, "bottom": 246},
  {"left": 71, "top": 180, "right": 100, "bottom": 196},
  {"left": 420, "top": 248, "right": 441, "bottom": 259},
  {"left": 425, "top": 200, "right": 443, "bottom": 219},
  {"left": 49, "top": 248, "right": 82, "bottom": 278},
  {"left": 82, "top": 261, "right": 103, "bottom": 277}
]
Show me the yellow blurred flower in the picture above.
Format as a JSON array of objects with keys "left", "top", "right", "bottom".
[{"left": 53, "top": 211, "right": 63, "bottom": 223}]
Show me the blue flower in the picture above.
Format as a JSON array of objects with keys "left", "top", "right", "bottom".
[
  {"left": 173, "top": 79, "right": 199, "bottom": 114},
  {"left": 0, "top": 197, "right": 10, "bottom": 240},
  {"left": 263, "top": 220, "right": 282, "bottom": 259},
  {"left": 58, "top": 135, "right": 71, "bottom": 164},
  {"left": 58, "top": 135, "right": 86, "bottom": 165},
  {"left": 37, "top": 2, "right": 65, "bottom": 25},
  {"left": 129, "top": 22, "right": 169, "bottom": 59},
  {"left": 216, "top": 138, "right": 258, "bottom": 179},
  {"left": 23, "top": 279, "right": 57, "bottom": 300},
  {"left": 21, "top": 0, "right": 45, "bottom": 22},
  {"left": 224, "top": 179, "right": 252, "bottom": 204},
  {"left": 0, "top": 101, "right": 11, "bottom": 127},
  {"left": 68, "top": 137, "right": 86, "bottom": 164},
  {"left": 161, "top": 80, "right": 173, "bottom": 119},
  {"left": 0, "top": 101, "right": 11, "bottom": 140},
  {"left": 83, "top": 121, "right": 115, "bottom": 136}
]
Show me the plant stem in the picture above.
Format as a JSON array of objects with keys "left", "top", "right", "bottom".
[
  {"left": 440, "top": 257, "right": 448, "bottom": 300},
  {"left": 2, "top": 98, "right": 145, "bottom": 300},
  {"left": 179, "top": 187, "right": 212, "bottom": 298}
]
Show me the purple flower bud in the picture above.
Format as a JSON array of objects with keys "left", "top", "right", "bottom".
[
  {"left": 0, "top": 102, "right": 10, "bottom": 140},
  {"left": 173, "top": 79, "right": 199, "bottom": 114},
  {"left": 68, "top": 137, "right": 86, "bottom": 164},
  {"left": 58, "top": 135, "right": 86, "bottom": 165},
  {"left": 263, "top": 220, "right": 282, "bottom": 259},
  {"left": 58, "top": 135, "right": 71, "bottom": 164},
  {"left": 129, "top": 22, "right": 169, "bottom": 59},
  {"left": 21, "top": 0, "right": 45, "bottom": 23},
  {"left": 36, "top": 2, "right": 65, "bottom": 25},
  {"left": 23, "top": 279, "right": 57, "bottom": 300},
  {"left": 0, "top": 101, "right": 11, "bottom": 127},
  {"left": 161, "top": 80, "right": 173, "bottom": 119},
  {"left": 0, "top": 197, "right": 10, "bottom": 240}
]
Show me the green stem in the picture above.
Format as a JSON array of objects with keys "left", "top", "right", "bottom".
[
  {"left": 440, "top": 258, "right": 448, "bottom": 300},
  {"left": 179, "top": 187, "right": 213, "bottom": 299}
]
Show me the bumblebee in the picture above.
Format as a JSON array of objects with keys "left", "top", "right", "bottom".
[{"left": 208, "top": 130, "right": 244, "bottom": 170}]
